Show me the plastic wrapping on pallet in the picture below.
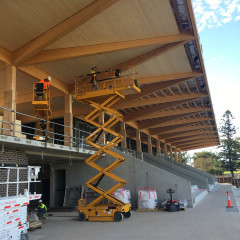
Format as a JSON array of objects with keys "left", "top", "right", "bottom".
[
  {"left": 113, "top": 188, "right": 131, "bottom": 204},
  {"left": 29, "top": 211, "right": 39, "bottom": 221},
  {"left": 137, "top": 187, "right": 158, "bottom": 209}
]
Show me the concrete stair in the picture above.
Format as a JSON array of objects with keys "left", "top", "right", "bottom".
[
  {"left": 191, "top": 185, "right": 208, "bottom": 207},
  {"left": 143, "top": 153, "right": 209, "bottom": 190}
]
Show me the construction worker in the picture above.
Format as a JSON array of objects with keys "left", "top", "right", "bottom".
[
  {"left": 37, "top": 200, "right": 48, "bottom": 219},
  {"left": 35, "top": 76, "right": 51, "bottom": 100},
  {"left": 89, "top": 65, "right": 98, "bottom": 91}
]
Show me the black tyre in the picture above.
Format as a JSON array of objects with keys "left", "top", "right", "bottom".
[
  {"left": 114, "top": 212, "right": 123, "bottom": 222},
  {"left": 78, "top": 213, "right": 86, "bottom": 221},
  {"left": 123, "top": 211, "right": 131, "bottom": 218}
]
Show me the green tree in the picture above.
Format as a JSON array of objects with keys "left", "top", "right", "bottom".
[
  {"left": 181, "top": 152, "right": 190, "bottom": 165},
  {"left": 193, "top": 151, "right": 222, "bottom": 174},
  {"left": 219, "top": 110, "right": 240, "bottom": 178}
]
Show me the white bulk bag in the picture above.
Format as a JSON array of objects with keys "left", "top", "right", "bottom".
[
  {"left": 138, "top": 187, "right": 158, "bottom": 209},
  {"left": 113, "top": 188, "right": 131, "bottom": 204}
]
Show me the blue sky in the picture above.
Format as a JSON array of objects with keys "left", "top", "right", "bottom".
[{"left": 188, "top": 0, "right": 240, "bottom": 156}]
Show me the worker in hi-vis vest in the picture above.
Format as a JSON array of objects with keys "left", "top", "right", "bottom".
[
  {"left": 35, "top": 76, "right": 51, "bottom": 100},
  {"left": 90, "top": 65, "right": 98, "bottom": 91},
  {"left": 37, "top": 199, "right": 48, "bottom": 219}
]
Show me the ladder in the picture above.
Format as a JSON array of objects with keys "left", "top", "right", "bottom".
[{"left": 75, "top": 67, "right": 140, "bottom": 221}]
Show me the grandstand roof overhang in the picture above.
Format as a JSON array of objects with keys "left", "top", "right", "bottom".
[{"left": 0, "top": 0, "right": 220, "bottom": 151}]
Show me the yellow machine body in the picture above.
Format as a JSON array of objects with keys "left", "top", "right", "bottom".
[
  {"left": 77, "top": 199, "right": 131, "bottom": 222},
  {"left": 75, "top": 67, "right": 140, "bottom": 222}
]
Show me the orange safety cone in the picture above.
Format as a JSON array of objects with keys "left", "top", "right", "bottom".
[{"left": 226, "top": 192, "right": 233, "bottom": 208}]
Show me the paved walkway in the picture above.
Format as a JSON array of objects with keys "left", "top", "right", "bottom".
[{"left": 29, "top": 184, "right": 240, "bottom": 240}]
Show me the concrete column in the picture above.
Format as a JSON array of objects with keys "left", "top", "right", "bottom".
[
  {"left": 163, "top": 143, "right": 168, "bottom": 159},
  {"left": 179, "top": 151, "right": 182, "bottom": 163},
  {"left": 147, "top": 135, "right": 152, "bottom": 155},
  {"left": 98, "top": 112, "right": 105, "bottom": 145},
  {"left": 136, "top": 129, "right": 142, "bottom": 159},
  {"left": 169, "top": 146, "right": 173, "bottom": 159},
  {"left": 3, "top": 66, "right": 16, "bottom": 136},
  {"left": 64, "top": 94, "right": 73, "bottom": 146},
  {"left": 156, "top": 140, "right": 161, "bottom": 158},
  {"left": 120, "top": 122, "right": 127, "bottom": 150}
]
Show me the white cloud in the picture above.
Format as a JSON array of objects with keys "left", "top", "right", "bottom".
[
  {"left": 192, "top": 0, "right": 240, "bottom": 31},
  {"left": 205, "top": 0, "right": 222, "bottom": 9},
  {"left": 212, "top": 57, "right": 217, "bottom": 61}
]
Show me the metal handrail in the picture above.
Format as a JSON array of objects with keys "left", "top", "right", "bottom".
[
  {"left": 0, "top": 105, "right": 98, "bottom": 148},
  {"left": 75, "top": 67, "right": 139, "bottom": 97}
]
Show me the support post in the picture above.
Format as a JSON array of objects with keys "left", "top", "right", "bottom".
[
  {"left": 170, "top": 146, "right": 173, "bottom": 159},
  {"left": 175, "top": 149, "right": 178, "bottom": 162},
  {"left": 3, "top": 66, "right": 16, "bottom": 136},
  {"left": 179, "top": 151, "right": 182, "bottom": 163},
  {"left": 64, "top": 94, "right": 73, "bottom": 146},
  {"left": 147, "top": 135, "right": 152, "bottom": 155},
  {"left": 120, "top": 122, "right": 127, "bottom": 150},
  {"left": 163, "top": 143, "right": 168, "bottom": 159},
  {"left": 136, "top": 129, "right": 142, "bottom": 159},
  {"left": 156, "top": 140, "right": 161, "bottom": 158}
]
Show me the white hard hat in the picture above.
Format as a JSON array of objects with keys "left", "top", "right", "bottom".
[
  {"left": 47, "top": 76, "right": 51, "bottom": 81},
  {"left": 39, "top": 200, "right": 42, "bottom": 203}
]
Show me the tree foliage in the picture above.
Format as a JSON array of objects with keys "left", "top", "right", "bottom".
[
  {"left": 193, "top": 151, "right": 222, "bottom": 174},
  {"left": 219, "top": 110, "right": 240, "bottom": 177},
  {"left": 181, "top": 151, "right": 190, "bottom": 165}
]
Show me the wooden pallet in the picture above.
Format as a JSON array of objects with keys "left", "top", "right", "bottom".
[
  {"left": 29, "top": 220, "right": 42, "bottom": 231},
  {"left": 136, "top": 208, "right": 158, "bottom": 212}
]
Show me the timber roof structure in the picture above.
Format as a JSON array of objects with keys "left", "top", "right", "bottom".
[{"left": 0, "top": 0, "right": 219, "bottom": 152}]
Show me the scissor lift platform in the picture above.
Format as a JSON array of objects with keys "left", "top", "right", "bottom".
[
  {"left": 75, "top": 67, "right": 140, "bottom": 221},
  {"left": 32, "top": 83, "right": 52, "bottom": 142},
  {"left": 31, "top": 101, "right": 52, "bottom": 118}
]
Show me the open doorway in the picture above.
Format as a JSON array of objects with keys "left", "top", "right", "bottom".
[{"left": 54, "top": 169, "right": 66, "bottom": 207}]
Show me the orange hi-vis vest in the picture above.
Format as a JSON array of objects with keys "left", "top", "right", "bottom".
[{"left": 39, "top": 79, "right": 50, "bottom": 92}]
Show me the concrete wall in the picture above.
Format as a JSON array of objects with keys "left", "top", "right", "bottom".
[
  {"left": 143, "top": 153, "right": 209, "bottom": 190},
  {"left": 50, "top": 150, "right": 193, "bottom": 208}
]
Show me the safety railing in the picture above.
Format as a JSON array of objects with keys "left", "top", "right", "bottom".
[
  {"left": 75, "top": 67, "right": 139, "bottom": 98},
  {"left": 217, "top": 176, "right": 240, "bottom": 188},
  {"left": 0, "top": 105, "right": 96, "bottom": 150}
]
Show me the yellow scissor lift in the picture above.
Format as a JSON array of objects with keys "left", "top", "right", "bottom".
[
  {"left": 32, "top": 83, "right": 53, "bottom": 142},
  {"left": 75, "top": 67, "right": 140, "bottom": 221}
]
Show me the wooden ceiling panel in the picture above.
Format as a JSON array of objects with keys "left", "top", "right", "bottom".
[
  {"left": 135, "top": 46, "right": 192, "bottom": 77},
  {"left": 47, "top": 0, "right": 179, "bottom": 49},
  {"left": 0, "top": 0, "right": 93, "bottom": 51}
]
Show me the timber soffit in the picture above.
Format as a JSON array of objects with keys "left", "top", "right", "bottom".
[{"left": 0, "top": 0, "right": 219, "bottom": 151}]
